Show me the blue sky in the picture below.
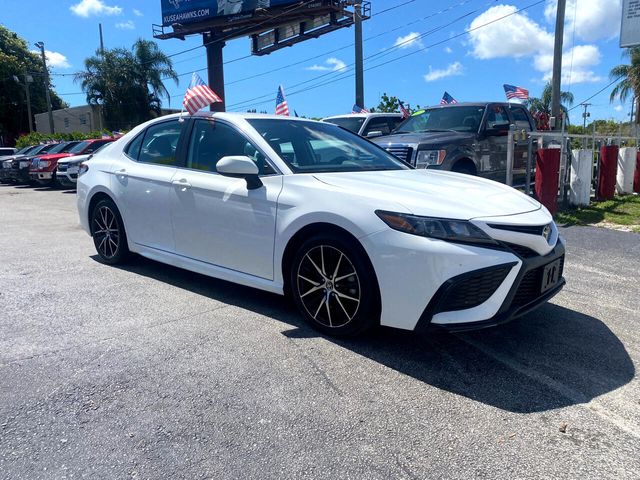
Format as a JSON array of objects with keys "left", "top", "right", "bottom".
[{"left": 1, "top": 0, "right": 631, "bottom": 122}]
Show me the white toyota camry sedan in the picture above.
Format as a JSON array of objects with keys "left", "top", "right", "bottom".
[{"left": 76, "top": 113, "right": 565, "bottom": 337}]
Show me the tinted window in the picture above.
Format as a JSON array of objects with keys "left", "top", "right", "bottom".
[
  {"left": 247, "top": 119, "right": 408, "bottom": 173},
  {"left": 485, "top": 105, "right": 509, "bottom": 128},
  {"left": 362, "top": 117, "right": 393, "bottom": 136},
  {"left": 510, "top": 107, "right": 533, "bottom": 130},
  {"left": 84, "top": 140, "right": 111, "bottom": 154},
  {"left": 69, "top": 141, "right": 91, "bottom": 154},
  {"left": 186, "top": 119, "right": 275, "bottom": 175},
  {"left": 323, "top": 117, "right": 366, "bottom": 133},
  {"left": 38, "top": 144, "right": 59, "bottom": 154},
  {"left": 397, "top": 106, "right": 484, "bottom": 133},
  {"left": 125, "top": 132, "right": 144, "bottom": 160},
  {"left": 138, "top": 120, "right": 182, "bottom": 166}
]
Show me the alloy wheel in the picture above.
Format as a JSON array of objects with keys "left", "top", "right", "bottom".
[
  {"left": 93, "top": 205, "right": 120, "bottom": 259},
  {"left": 296, "top": 245, "right": 361, "bottom": 328}
]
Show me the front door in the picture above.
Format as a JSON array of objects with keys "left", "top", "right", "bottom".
[
  {"left": 111, "top": 119, "right": 183, "bottom": 252},
  {"left": 169, "top": 118, "right": 282, "bottom": 280}
]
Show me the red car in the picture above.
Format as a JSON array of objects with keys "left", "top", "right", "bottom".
[{"left": 30, "top": 138, "right": 114, "bottom": 187}]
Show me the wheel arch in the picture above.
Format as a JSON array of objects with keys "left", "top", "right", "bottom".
[
  {"left": 451, "top": 157, "right": 477, "bottom": 175},
  {"left": 86, "top": 190, "right": 119, "bottom": 236},
  {"left": 281, "top": 222, "right": 380, "bottom": 301}
]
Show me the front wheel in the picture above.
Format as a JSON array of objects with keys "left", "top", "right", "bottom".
[
  {"left": 90, "top": 198, "right": 129, "bottom": 264},
  {"left": 290, "top": 234, "right": 380, "bottom": 337}
]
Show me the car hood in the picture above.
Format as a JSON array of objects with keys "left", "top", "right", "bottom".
[
  {"left": 59, "top": 153, "right": 90, "bottom": 165},
  {"left": 312, "top": 169, "right": 541, "bottom": 220},
  {"left": 373, "top": 130, "right": 474, "bottom": 146},
  {"left": 37, "top": 153, "right": 73, "bottom": 160}
]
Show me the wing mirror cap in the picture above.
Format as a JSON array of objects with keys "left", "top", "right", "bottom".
[
  {"left": 366, "top": 130, "right": 384, "bottom": 138},
  {"left": 216, "top": 155, "right": 263, "bottom": 190}
]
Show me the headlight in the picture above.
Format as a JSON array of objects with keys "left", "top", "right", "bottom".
[
  {"left": 415, "top": 149, "right": 446, "bottom": 168},
  {"left": 38, "top": 160, "right": 50, "bottom": 169},
  {"left": 376, "top": 210, "right": 496, "bottom": 245}
]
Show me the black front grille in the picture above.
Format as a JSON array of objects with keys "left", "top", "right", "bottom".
[
  {"left": 512, "top": 255, "right": 565, "bottom": 308},
  {"left": 488, "top": 223, "right": 550, "bottom": 236},
  {"left": 435, "top": 264, "right": 513, "bottom": 313},
  {"left": 504, "top": 243, "right": 538, "bottom": 258},
  {"left": 385, "top": 146, "right": 413, "bottom": 164}
]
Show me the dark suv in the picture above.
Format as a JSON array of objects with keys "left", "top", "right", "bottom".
[{"left": 373, "top": 102, "right": 536, "bottom": 183}]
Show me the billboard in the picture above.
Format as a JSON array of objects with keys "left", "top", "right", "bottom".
[
  {"left": 621, "top": 0, "right": 640, "bottom": 48},
  {"left": 161, "top": 0, "right": 301, "bottom": 26}
]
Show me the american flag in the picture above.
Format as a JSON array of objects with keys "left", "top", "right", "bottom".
[
  {"left": 398, "top": 101, "right": 410, "bottom": 119},
  {"left": 440, "top": 91, "right": 457, "bottom": 105},
  {"left": 275, "top": 85, "right": 290, "bottom": 116},
  {"left": 503, "top": 84, "right": 529, "bottom": 100},
  {"left": 183, "top": 72, "right": 222, "bottom": 115},
  {"left": 352, "top": 104, "right": 369, "bottom": 114}
]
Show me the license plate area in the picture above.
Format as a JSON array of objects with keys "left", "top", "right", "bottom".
[{"left": 541, "top": 259, "right": 561, "bottom": 293}]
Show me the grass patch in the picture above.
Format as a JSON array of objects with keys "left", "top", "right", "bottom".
[{"left": 555, "top": 195, "right": 640, "bottom": 232}]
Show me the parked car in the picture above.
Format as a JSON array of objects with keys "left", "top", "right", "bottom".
[
  {"left": 1, "top": 145, "right": 38, "bottom": 182},
  {"left": 0, "top": 147, "right": 17, "bottom": 156},
  {"left": 1, "top": 143, "right": 60, "bottom": 184},
  {"left": 372, "top": 102, "right": 537, "bottom": 184},
  {"left": 322, "top": 113, "right": 405, "bottom": 138},
  {"left": 77, "top": 113, "right": 564, "bottom": 337},
  {"left": 30, "top": 138, "right": 114, "bottom": 187},
  {"left": 57, "top": 143, "right": 112, "bottom": 188}
]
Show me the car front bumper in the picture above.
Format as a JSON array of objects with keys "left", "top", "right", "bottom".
[
  {"left": 359, "top": 228, "right": 565, "bottom": 331},
  {"left": 30, "top": 171, "right": 54, "bottom": 183}
]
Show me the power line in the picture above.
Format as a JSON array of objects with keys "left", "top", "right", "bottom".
[{"left": 568, "top": 76, "right": 625, "bottom": 112}]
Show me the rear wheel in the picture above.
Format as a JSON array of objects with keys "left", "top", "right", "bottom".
[
  {"left": 91, "top": 198, "right": 129, "bottom": 264},
  {"left": 290, "top": 234, "right": 379, "bottom": 337}
]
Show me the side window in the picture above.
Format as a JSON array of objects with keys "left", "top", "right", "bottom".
[
  {"left": 388, "top": 117, "right": 404, "bottom": 132},
  {"left": 510, "top": 107, "right": 533, "bottom": 131},
  {"left": 84, "top": 141, "right": 108, "bottom": 154},
  {"left": 125, "top": 132, "right": 144, "bottom": 160},
  {"left": 138, "top": 120, "right": 182, "bottom": 166},
  {"left": 485, "top": 105, "right": 510, "bottom": 128},
  {"left": 362, "top": 117, "right": 392, "bottom": 136},
  {"left": 187, "top": 119, "right": 275, "bottom": 174}
]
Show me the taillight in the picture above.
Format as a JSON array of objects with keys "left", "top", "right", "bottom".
[{"left": 78, "top": 163, "right": 89, "bottom": 176}]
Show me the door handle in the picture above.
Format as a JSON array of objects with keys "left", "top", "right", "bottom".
[{"left": 172, "top": 178, "right": 192, "bottom": 190}]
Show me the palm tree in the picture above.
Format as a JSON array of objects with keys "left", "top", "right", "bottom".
[
  {"left": 609, "top": 47, "right": 640, "bottom": 124},
  {"left": 75, "top": 40, "right": 177, "bottom": 130},
  {"left": 526, "top": 82, "right": 574, "bottom": 128}
]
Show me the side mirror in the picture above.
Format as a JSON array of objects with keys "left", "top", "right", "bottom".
[
  {"left": 216, "top": 155, "right": 263, "bottom": 190},
  {"left": 366, "top": 130, "right": 384, "bottom": 138},
  {"left": 484, "top": 123, "right": 510, "bottom": 136}
]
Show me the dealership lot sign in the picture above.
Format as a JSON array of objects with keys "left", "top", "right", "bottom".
[{"left": 621, "top": 0, "right": 640, "bottom": 48}]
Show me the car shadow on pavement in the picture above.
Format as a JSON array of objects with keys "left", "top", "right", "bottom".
[{"left": 105, "top": 254, "right": 634, "bottom": 414}]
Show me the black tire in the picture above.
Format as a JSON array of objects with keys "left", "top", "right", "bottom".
[
  {"left": 452, "top": 162, "right": 476, "bottom": 175},
  {"left": 289, "top": 233, "right": 380, "bottom": 337},
  {"left": 90, "top": 198, "right": 129, "bottom": 265}
]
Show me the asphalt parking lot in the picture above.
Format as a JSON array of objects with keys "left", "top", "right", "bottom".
[{"left": 1, "top": 183, "right": 639, "bottom": 479}]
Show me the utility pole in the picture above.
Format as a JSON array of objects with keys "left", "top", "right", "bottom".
[
  {"left": 550, "top": 0, "right": 566, "bottom": 130},
  {"left": 354, "top": 2, "right": 364, "bottom": 109},
  {"left": 99, "top": 23, "right": 105, "bottom": 55},
  {"left": 14, "top": 73, "right": 34, "bottom": 132},
  {"left": 35, "top": 41, "right": 54, "bottom": 134},
  {"left": 203, "top": 31, "right": 225, "bottom": 112},
  {"left": 581, "top": 103, "right": 591, "bottom": 130}
]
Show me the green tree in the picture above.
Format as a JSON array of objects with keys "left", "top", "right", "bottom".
[
  {"left": 75, "top": 39, "right": 177, "bottom": 130},
  {"left": 369, "top": 93, "right": 408, "bottom": 113},
  {"left": 526, "top": 81, "right": 574, "bottom": 126},
  {"left": 609, "top": 47, "right": 640, "bottom": 125},
  {"left": 0, "top": 25, "right": 67, "bottom": 144}
]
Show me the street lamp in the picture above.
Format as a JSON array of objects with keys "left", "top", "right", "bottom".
[{"left": 35, "top": 41, "right": 55, "bottom": 134}]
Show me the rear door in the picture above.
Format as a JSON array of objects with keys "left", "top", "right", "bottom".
[
  {"left": 479, "top": 104, "right": 510, "bottom": 182},
  {"left": 111, "top": 119, "right": 184, "bottom": 252}
]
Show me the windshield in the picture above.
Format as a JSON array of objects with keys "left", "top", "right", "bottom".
[
  {"left": 16, "top": 146, "right": 35, "bottom": 155},
  {"left": 48, "top": 142, "right": 77, "bottom": 154},
  {"left": 38, "top": 143, "right": 59, "bottom": 154},
  {"left": 248, "top": 119, "right": 408, "bottom": 173},
  {"left": 69, "top": 141, "right": 91, "bottom": 154},
  {"left": 323, "top": 117, "right": 366, "bottom": 134},
  {"left": 397, "top": 106, "right": 486, "bottom": 133}
]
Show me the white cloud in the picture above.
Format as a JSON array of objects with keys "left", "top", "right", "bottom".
[
  {"left": 545, "top": 0, "right": 621, "bottom": 42},
  {"left": 424, "top": 61, "right": 463, "bottom": 82},
  {"left": 115, "top": 20, "right": 135, "bottom": 30},
  {"left": 468, "top": 4, "right": 604, "bottom": 85},
  {"left": 70, "top": 0, "right": 122, "bottom": 17},
  {"left": 306, "top": 57, "right": 347, "bottom": 72},
  {"left": 614, "top": 105, "right": 624, "bottom": 112},
  {"left": 133, "top": 8, "right": 143, "bottom": 16},
  {"left": 468, "top": 5, "right": 553, "bottom": 59},
  {"left": 534, "top": 45, "right": 603, "bottom": 83},
  {"left": 444, "top": 46, "right": 453, "bottom": 54},
  {"left": 394, "top": 32, "right": 424, "bottom": 49},
  {"left": 31, "top": 50, "right": 71, "bottom": 69}
]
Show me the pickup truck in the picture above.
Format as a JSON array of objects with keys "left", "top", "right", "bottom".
[
  {"left": 372, "top": 102, "right": 536, "bottom": 184},
  {"left": 322, "top": 113, "right": 405, "bottom": 138}
]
